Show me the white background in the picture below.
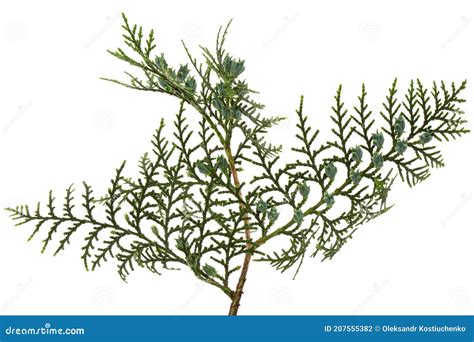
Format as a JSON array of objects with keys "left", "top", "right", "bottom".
[{"left": 0, "top": 0, "right": 473, "bottom": 315}]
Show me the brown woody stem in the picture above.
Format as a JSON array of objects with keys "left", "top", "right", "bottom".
[{"left": 225, "top": 145, "right": 252, "bottom": 316}]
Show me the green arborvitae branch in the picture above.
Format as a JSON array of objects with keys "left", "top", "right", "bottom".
[{"left": 6, "top": 13, "right": 469, "bottom": 315}]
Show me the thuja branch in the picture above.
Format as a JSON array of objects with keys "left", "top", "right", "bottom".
[{"left": 6, "top": 14, "right": 469, "bottom": 315}]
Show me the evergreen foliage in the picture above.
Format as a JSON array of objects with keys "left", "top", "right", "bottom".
[{"left": 6, "top": 14, "right": 469, "bottom": 315}]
